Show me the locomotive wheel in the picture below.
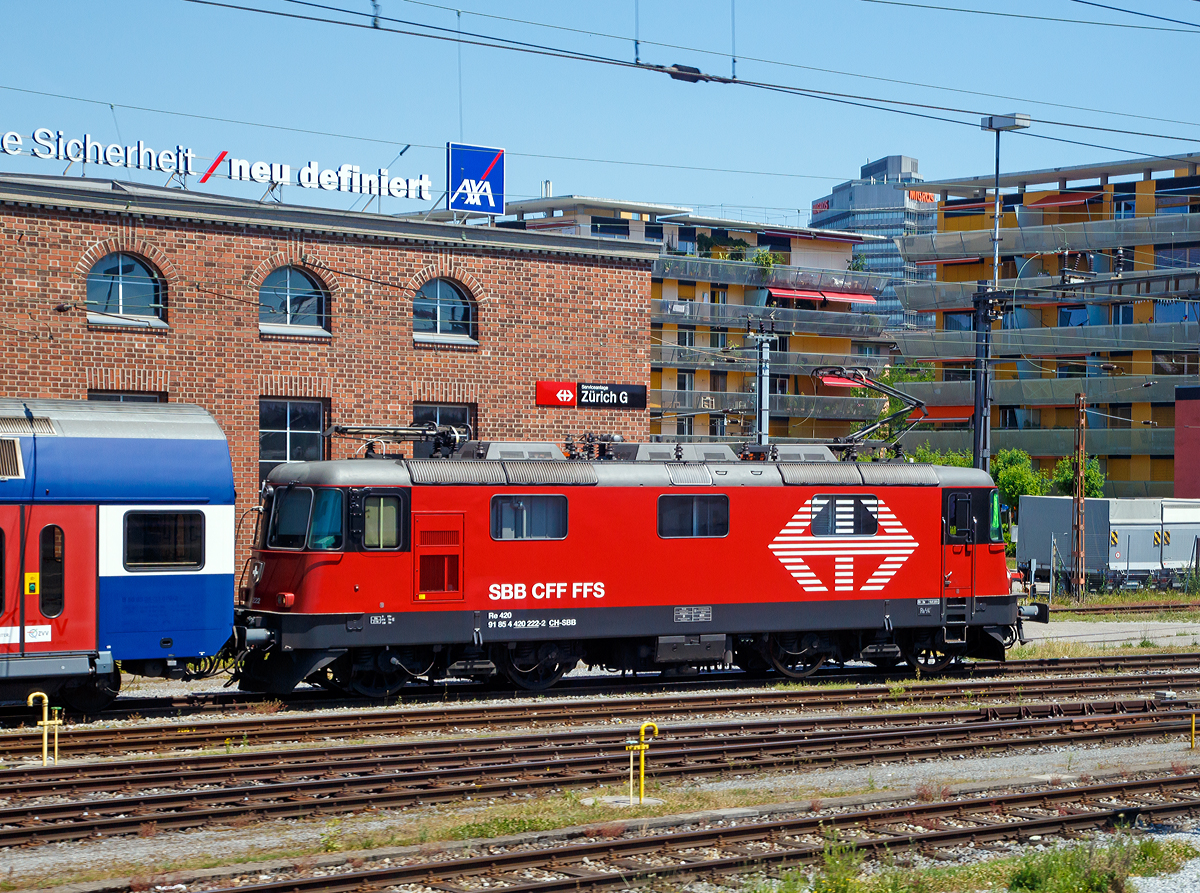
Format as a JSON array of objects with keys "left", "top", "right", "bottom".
[
  {"left": 60, "top": 669, "right": 121, "bottom": 713},
  {"left": 901, "top": 639, "right": 956, "bottom": 674},
  {"left": 494, "top": 643, "right": 570, "bottom": 691},
  {"left": 765, "top": 633, "right": 826, "bottom": 679}
]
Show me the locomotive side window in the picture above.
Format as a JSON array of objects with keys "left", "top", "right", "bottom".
[
  {"left": 989, "top": 490, "right": 1003, "bottom": 542},
  {"left": 658, "top": 495, "right": 729, "bottom": 538},
  {"left": 809, "top": 496, "right": 879, "bottom": 537},
  {"left": 364, "top": 495, "right": 401, "bottom": 549},
  {"left": 308, "top": 489, "right": 344, "bottom": 551},
  {"left": 491, "top": 495, "right": 567, "bottom": 540},
  {"left": 267, "top": 487, "right": 313, "bottom": 550},
  {"left": 39, "top": 525, "right": 65, "bottom": 618},
  {"left": 124, "top": 512, "right": 205, "bottom": 570}
]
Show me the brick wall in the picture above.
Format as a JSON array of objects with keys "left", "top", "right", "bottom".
[{"left": 0, "top": 200, "right": 653, "bottom": 566}]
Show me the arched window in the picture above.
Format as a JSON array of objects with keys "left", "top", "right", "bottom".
[
  {"left": 413, "top": 279, "right": 477, "bottom": 343},
  {"left": 86, "top": 253, "right": 165, "bottom": 321},
  {"left": 259, "top": 267, "right": 329, "bottom": 332}
]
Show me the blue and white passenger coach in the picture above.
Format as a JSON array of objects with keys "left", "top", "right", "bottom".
[{"left": 0, "top": 399, "right": 235, "bottom": 709}]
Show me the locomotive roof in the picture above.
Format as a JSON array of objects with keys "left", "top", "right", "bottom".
[
  {"left": 0, "top": 399, "right": 235, "bottom": 504},
  {"left": 266, "top": 456, "right": 995, "bottom": 489}
]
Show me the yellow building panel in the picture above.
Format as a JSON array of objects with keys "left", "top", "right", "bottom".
[{"left": 1151, "top": 457, "right": 1174, "bottom": 482}]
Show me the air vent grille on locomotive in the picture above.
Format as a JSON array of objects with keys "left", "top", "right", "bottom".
[
  {"left": 503, "top": 460, "right": 599, "bottom": 485},
  {"left": 406, "top": 459, "right": 507, "bottom": 485}
]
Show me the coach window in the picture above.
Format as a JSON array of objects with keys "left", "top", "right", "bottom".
[
  {"left": 39, "top": 525, "right": 65, "bottom": 618},
  {"left": 259, "top": 399, "right": 325, "bottom": 481},
  {"left": 125, "top": 512, "right": 204, "bottom": 570},
  {"left": 809, "top": 496, "right": 879, "bottom": 537},
  {"left": 308, "top": 489, "right": 345, "bottom": 551},
  {"left": 259, "top": 266, "right": 331, "bottom": 337},
  {"left": 658, "top": 495, "right": 729, "bottom": 538},
  {"left": 413, "top": 279, "right": 478, "bottom": 345},
  {"left": 491, "top": 496, "right": 567, "bottom": 540},
  {"left": 86, "top": 253, "right": 167, "bottom": 328},
  {"left": 364, "top": 495, "right": 401, "bottom": 549},
  {"left": 267, "top": 486, "right": 313, "bottom": 550}
]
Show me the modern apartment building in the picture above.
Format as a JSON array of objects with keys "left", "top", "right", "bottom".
[
  {"left": 809, "top": 155, "right": 938, "bottom": 323},
  {"left": 499, "top": 198, "right": 893, "bottom": 442},
  {"left": 892, "top": 152, "right": 1200, "bottom": 497}
]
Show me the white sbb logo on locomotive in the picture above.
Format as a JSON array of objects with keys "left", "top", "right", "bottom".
[
  {"left": 768, "top": 495, "right": 917, "bottom": 593},
  {"left": 488, "top": 582, "right": 605, "bottom": 600}
]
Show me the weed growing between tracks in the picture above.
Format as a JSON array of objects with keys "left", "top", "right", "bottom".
[
  {"left": 1005, "top": 641, "right": 1200, "bottom": 661},
  {"left": 747, "top": 835, "right": 1198, "bottom": 893}
]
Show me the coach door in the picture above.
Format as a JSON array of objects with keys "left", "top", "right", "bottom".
[
  {"left": 412, "top": 513, "right": 465, "bottom": 602},
  {"left": 0, "top": 506, "right": 19, "bottom": 654},
  {"left": 19, "top": 505, "right": 97, "bottom": 654}
]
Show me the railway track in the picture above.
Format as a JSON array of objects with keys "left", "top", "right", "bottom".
[
  {"left": 1048, "top": 601, "right": 1200, "bottom": 615},
  {"left": 163, "top": 772, "right": 1200, "bottom": 893},
  {"left": 6, "top": 666, "right": 1200, "bottom": 759},
  {"left": 5, "top": 650, "right": 1200, "bottom": 727},
  {"left": 0, "top": 698, "right": 1195, "bottom": 846}
]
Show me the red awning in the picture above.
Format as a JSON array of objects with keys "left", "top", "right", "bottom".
[
  {"left": 767, "top": 287, "right": 824, "bottom": 301},
  {"left": 1024, "top": 191, "right": 1102, "bottom": 208},
  {"left": 821, "top": 291, "right": 876, "bottom": 305},
  {"left": 914, "top": 256, "right": 984, "bottom": 266},
  {"left": 908, "top": 405, "right": 973, "bottom": 422}
]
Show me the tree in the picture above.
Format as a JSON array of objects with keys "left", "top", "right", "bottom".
[
  {"left": 909, "top": 443, "right": 972, "bottom": 467},
  {"left": 848, "top": 253, "right": 867, "bottom": 272},
  {"left": 1051, "top": 456, "right": 1106, "bottom": 499},
  {"left": 991, "top": 448, "right": 1051, "bottom": 518}
]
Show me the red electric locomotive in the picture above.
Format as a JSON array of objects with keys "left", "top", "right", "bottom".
[{"left": 234, "top": 431, "right": 1048, "bottom": 695}]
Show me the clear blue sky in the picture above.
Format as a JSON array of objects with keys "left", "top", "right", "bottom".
[{"left": 3, "top": 0, "right": 1198, "bottom": 226}]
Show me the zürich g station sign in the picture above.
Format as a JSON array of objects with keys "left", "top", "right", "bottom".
[{"left": 0, "top": 124, "right": 433, "bottom": 200}]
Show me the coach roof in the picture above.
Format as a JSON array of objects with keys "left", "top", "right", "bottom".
[{"left": 0, "top": 399, "right": 234, "bottom": 504}]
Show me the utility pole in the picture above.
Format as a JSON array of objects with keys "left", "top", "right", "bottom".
[
  {"left": 973, "top": 113, "right": 1030, "bottom": 474},
  {"left": 1072, "top": 392, "right": 1087, "bottom": 596},
  {"left": 748, "top": 321, "right": 774, "bottom": 446}
]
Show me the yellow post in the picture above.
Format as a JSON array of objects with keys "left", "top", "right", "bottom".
[
  {"left": 26, "top": 692, "right": 49, "bottom": 766},
  {"left": 51, "top": 706, "right": 63, "bottom": 764},
  {"left": 1192, "top": 713, "right": 1196, "bottom": 750},
  {"left": 637, "top": 722, "right": 658, "bottom": 805}
]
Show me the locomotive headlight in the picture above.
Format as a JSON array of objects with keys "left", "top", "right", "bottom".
[{"left": 249, "top": 560, "right": 265, "bottom": 585}]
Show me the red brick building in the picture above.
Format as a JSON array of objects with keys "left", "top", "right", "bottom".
[{"left": 0, "top": 173, "right": 658, "bottom": 545}]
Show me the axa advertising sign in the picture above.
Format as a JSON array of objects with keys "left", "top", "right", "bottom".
[{"left": 447, "top": 142, "right": 505, "bottom": 214}]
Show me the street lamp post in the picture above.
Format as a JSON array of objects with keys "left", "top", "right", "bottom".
[{"left": 972, "top": 113, "right": 1031, "bottom": 473}]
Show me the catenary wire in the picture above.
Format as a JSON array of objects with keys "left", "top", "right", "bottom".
[
  {"left": 181, "top": 0, "right": 1200, "bottom": 164},
  {"left": 855, "top": 0, "right": 1200, "bottom": 33},
  {"left": 398, "top": 0, "right": 1200, "bottom": 131}
]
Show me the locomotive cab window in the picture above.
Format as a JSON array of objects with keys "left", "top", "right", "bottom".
[
  {"left": 809, "top": 496, "right": 878, "bottom": 537},
  {"left": 988, "top": 489, "right": 1003, "bottom": 542},
  {"left": 267, "top": 486, "right": 313, "bottom": 550},
  {"left": 948, "top": 494, "right": 972, "bottom": 540},
  {"left": 124, "top": 512, "right": 204, "bottom": 570},
  {"left": 658, "top": 494, "right": 729, "bottom": 538},
  {"left": 308, "top": 489, "right": 344, "bottom": 551},
  {"left": 491, "top": 495, "right": 567, "bottom": 540}
]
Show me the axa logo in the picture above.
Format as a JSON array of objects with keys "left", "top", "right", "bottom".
[
  {"left": 451, "top": 178, "right": 496, "bottom": 208},
  {"left": 768, "top": 495, "right": 917, "bottom": 592}
]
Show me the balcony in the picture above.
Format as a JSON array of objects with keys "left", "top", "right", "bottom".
[
  {"left": 898, "top": 426, "right": 1175, "bottom": 456},
  {"left": 653, "top": 256, "right": 891, "bottom": 296},
  {"left": 652, "top": 300, "right": 886, "bottom": 339},
  {"left": 896, "top": 268, "right": 1200, "bottom": 313},
  {"left": 651, "top": 389, "right": 887, "bottom": 421},
  {"left": 894, "top": 321, "right": 1199, "bottom": 361},
  {"left": 652, "top": 344, "right": 888, "bottom": 376},
  {"left": 903, "top": 374, "right": 1197, "bottom": 407}
]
